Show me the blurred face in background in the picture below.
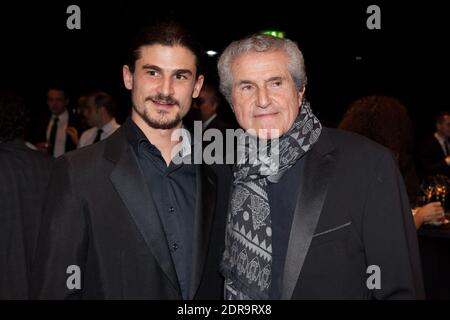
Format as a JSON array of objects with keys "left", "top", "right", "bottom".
[
  {"left": 47, "top": 89, "right": 69, "bottom": 115},
  {"left": 193, "top": 87, "right": 217, "bottom": 121},
  {"left": 82, "top": 96, "right": 102, "bottom": 127},
  {"left": 437, "top": 115, "right": 450, "bottom": 138}
]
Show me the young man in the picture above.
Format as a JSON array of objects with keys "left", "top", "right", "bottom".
[{"left": 32, "top": 22, "right": 225, "bottom": 299}]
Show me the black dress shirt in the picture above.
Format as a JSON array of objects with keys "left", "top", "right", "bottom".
[
  {"left": 268, "top": 157, "right": 304, "bottom": 299},
  {"left": 124, "top": 118, "right": 197, "bottom": 299}
]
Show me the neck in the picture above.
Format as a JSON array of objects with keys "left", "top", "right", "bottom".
[{"left": 132, "top": 113, "right": 182, "bottom": 166}]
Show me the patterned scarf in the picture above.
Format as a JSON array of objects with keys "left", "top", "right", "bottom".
[{"left": 220, "top": 100, "right": 322, "bottom": 300}]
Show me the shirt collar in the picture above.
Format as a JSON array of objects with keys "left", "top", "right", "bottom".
[
  {"left": 52, "top": 109, "right": 68, "bottom": 122},
  {"left": 434, "top": 132, "right": 447, "bottom": 145},
  {"left": 100, "top": 118, "right": 118, "bottom": 134}
]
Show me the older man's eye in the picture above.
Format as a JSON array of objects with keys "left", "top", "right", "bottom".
[{"left": 271, "top": 80, "right": 282, "bottom": 87}]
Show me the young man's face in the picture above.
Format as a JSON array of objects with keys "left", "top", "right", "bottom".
[
  {"left": 230, "top": 50, "right": 303, "bottom": 139},
  {"left": 123, "top": 44, "right": 204, "bottom": 129}
]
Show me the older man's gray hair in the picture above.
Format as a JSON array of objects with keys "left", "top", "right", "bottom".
[{"left": 217, "top": 34, "right": 307, "bottom": 104}]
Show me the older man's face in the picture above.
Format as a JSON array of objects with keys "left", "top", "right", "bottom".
[{"left": 230, "top": 50, "right": 303, "bottom": 139}]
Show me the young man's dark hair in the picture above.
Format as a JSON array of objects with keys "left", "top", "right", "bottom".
[
  {"left": 126, "top": 21, "right": 203, "bottom": 74},
  {"left": 0, "top": 91, "right": 29, "bottom": 143}
]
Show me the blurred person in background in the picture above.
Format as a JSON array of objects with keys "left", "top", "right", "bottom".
[
  {"left": 0, "top": 91, "right": 53, "bottom": 299},
  {"left": 339, "top": 95, "right": 445, "bottom": 229}
]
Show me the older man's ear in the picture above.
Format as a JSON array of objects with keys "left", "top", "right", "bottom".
[{"left": 298, "top": 87, "right": 306, "bottom": 106}]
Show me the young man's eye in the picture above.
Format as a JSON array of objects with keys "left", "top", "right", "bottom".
[
  {"left": 147, "top": 70, "right": 158, "bottom": 76},
  {"left": 175, "top": 74, "right": 188, "bottom": 80}
]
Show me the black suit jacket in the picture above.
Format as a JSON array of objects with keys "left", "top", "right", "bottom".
[
  {"left": 419, "top": 136, "right": 450, "bottom": 177},
  {"left": 214, "top": 128, "right": 424, "bottom": 299},
  {"left": 31, "top": 127, "right": 228, "bottom": 299},
  {"left": 27, "top": 110, "right": 80, "bottom": 153},
  {"left": 0, "top": 140, "right": 53, "bottom": 299}
]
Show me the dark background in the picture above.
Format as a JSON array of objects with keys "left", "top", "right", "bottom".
[{"left": 0, "top": 1, "right": 447, "bottom": 138}]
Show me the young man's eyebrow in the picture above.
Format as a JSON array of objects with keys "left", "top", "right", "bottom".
[
  {"left": 142, "top": 64, "right": 162, "bottom": 72},
  {"left": 141, "top": 65, "right": 193, "bottom": 76},
  {"left": 174, "top": 69, "right": 193, "bottom": 76}
]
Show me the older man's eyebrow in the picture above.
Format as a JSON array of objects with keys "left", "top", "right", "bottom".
[
  {"left": 266, "top": 76, "right": 284, "bottom": 83},
  {"left": 236, "top": 80, "right": 255, "bottom": 86}
]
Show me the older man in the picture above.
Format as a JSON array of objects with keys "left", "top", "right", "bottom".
[{"left": 216, "top": 34, "right": 424, "bottom": 299}]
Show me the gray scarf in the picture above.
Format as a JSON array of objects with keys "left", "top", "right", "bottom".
[{"left": 220, "top": 100, "right": 322, "bottom": 300}]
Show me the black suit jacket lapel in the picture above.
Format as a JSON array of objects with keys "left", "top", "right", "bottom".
[
  {"left": 190, "top": 165, "right": 217, "bottom": 298},
  {"left": 281, "top": 129, "right": 338, "bottom": 299},
  {"left": 105, "top": 129, "right": 179, "bottom": 293}
]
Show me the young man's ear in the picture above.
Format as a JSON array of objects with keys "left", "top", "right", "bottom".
[
  {"left": 123, "top": 65, "right": 133, "bottom": 90},
  {"left": 192, "top": 75, "right": 204, "bottom": 98}
]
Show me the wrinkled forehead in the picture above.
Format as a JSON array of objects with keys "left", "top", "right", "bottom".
[{"left": 230, "top": 50, "right": 290, "bottom": 80}]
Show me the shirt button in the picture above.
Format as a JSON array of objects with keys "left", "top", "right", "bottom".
[
  {"left": 169, "top": 206, "right": 175, "bottom": 214},
  {"left": 172, "top": 243, "right": 179, "bottom": 251}
]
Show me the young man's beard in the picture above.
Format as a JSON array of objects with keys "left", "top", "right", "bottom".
[{"left": 134, "top": 104, "right": 182, "bottom": 130}]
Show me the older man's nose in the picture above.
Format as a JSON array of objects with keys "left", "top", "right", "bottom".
[{"left": 256, "top": 88, "right": 271, "bottom": 109}]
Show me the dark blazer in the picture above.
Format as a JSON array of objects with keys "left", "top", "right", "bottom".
[
  {"left": 419, "top": 136, "right": 450, "bottom": 177},
  {"left": 0, "top": 140, "right": 53, "bottom": 299},
  {"left": 215, "top": 128, "right": 424, "bottom": 299},
  {"left": 31, "top": 127, "right": 228, "bottom": 299}
]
